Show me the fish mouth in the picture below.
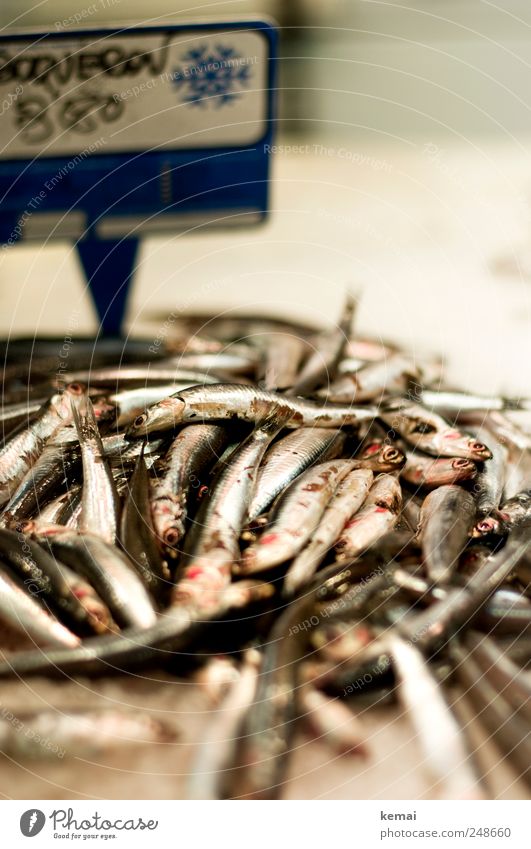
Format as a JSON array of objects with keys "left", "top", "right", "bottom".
[{"left": 472, "top": 517, "right": 499, "bottom": 537}]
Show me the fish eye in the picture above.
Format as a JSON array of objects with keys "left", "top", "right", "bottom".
[
  {"left": 453, "top": 458, "right": 471, "bottom": 469},
  {"left": 163, "top": 527, "right": 180, "bottom": 547},
  {"left": 67, "top": 382, "right": 84, "bottom": 395},
  {"left": 469, "top": 440, "right": 486, "bottom": 452},
  {"left": 411, "top": 421, "right": 436, "bottom": 435},
  {"left": 134, "top": 414, "right": 147, "bottom": 427}
]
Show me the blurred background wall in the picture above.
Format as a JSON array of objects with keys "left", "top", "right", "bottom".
[{"left": 3, "top": 1, "right": 531, "bottom": 142}]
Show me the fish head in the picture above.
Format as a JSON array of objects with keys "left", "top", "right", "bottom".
[
  {"left": 451, "top": 457, "right": 477, "bottom": 477},
  {"left": 127, "top": 397, "right": 186, "bottom": 435},
  {"left": 472, "top": 516, "right": 502, "bottom": 538},
  {"left": 435, "top": 430, "right": 493, "bottom": 460}
]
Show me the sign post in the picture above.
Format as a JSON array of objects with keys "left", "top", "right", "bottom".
[{"left": 0, "top": 21, "right": 277, "bottom": 334}]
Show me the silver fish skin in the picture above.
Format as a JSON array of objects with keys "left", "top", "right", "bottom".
[
  {"left": 0, "top": 567, "right": 80, "bottom": 649},
  {"left": 335, "top": 473, "right": 402, "bottom": 560},
  {"left": 111, "top": 379, "right": 219, "bottom": 428},
  {"left": 172, "top": 409, "right": 289, "bottom": 613},
  {"left": 57, "top": 366, "right": 229, "bottom": 387},
  {"left": 290, "top": 295, "right": 356, "bottom": 395},
  {"left": 248, "top": 428, "right": 346, "bottom": 522},
  {"left": 389, "top": 634, "right": 484, "bottom": 800},
  {"left": 420, "top": 389, "right": 528, "bottom": 414},
  {"left": 0, "top": 384, "right": 85, "bottom": 507},
  {"left": 471, "top": 426, "right": 507, "bottom": 516},
  {"left": 283, "top": 468, "right": 374, "bottom": 596},
  {"left": 318, "top": 354, "right": 420, "bottom": 403},
  {"left": 31, "top": 527, "right": 157, "bottom": 630},
  {"left": 257, "top": 332, "right": 307, "bottom": 391},
  {"left": 127, "top": 384, "right": 377, "bottom": 436},
  {"left": 72, "top": 396, "right": 120, "bottom": 544},
  {"left": 418, "top": 485, "right": 476, "bottom": 584},
  {"left": 151, "top": 424, "right": 229, "bottom": 558},
  {"left": 401, "top": 452, "right": 477, "bottom": 489},
  {"left": 241, "top": 460, "right": 357, "bottom": 575},
  {"left": 380, "top": 399, "right": 492, "bottom": 461}
]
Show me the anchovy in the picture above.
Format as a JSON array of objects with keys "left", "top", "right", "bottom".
[
  {"left": 256, "top": 333, "right": 307, "bottom": 391},
  {"left": 150, "top": 424, "right": 229, "bottom": 558},
  {"left": 389, "top": 634, "right": 484, "bottom": 799},
  {"left": 420, "top": 389, "right": 529, "bottom": 414},
  {"left": 283, "top": 468, "right": 374, "bottom": 596},
  {"left": 0, "top": 566, "right": 80, "bottom": 648},
  {"left": 30, "top": 527, "right": 157, "bottom": 630},
  {"left": 172, "top": 409, "right": 289, "bottom": 614},
  {"left": 111, "top": 379, "right": 220, "bottom": 428},
  {"left": 187, "top": 649, "right": 262, "bottom": 800},
  {"left": 290, "top": 295, "right": 356, "bottom": 395},
  {"left": 401, "top": 452, "right": 477, "bottom": 488},
  {"left": 417, "top": 485, "right": 476, "bottom": 584},
  {"left": 120, "top": 451, "right": 170, "bottom": 601},
  {"left": 248, "top": 428, "right": 346, "bottom": 522},
  {"left": 469, "top": 427, "right": 507, "bottom": 516},
  {"left": 379, "top": 399, "right": 492, "bottom": 460},
  {"left": 353, "top": 439, "right": 406, "bottom": 472},
  {"left": 127, "top": 384, "right": 377, "bottom": 436},
  {"left": 335, "top": 474, "right": 402, "bottom": 560},
  {"left": 72, "top": 396, "right": 120, "bottom": 544},
  {"left": 473, "top": 489, "right": 531, "bottom": 538},
  {"left": 0, "top": 383, "right": 85, "bottom": 506},
  {"left": 319, "top": 354, "right": 420, "bottom": 403},
  {"left": 241, "top": 460, "right": 357, "bottom": 575}
]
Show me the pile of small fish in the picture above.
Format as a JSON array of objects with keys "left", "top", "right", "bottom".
[{"left": 0, "top": 299, "right": 530, "bottom": 799}]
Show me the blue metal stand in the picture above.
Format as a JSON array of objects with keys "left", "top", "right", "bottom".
[{"left": 76, "top": 237, "right": 139, "bottom": 336}]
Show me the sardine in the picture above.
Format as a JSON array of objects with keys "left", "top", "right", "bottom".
[
  {"left": 241, "top": 460, "right": 357, "bottom": 574},
  {"left": 0, "top": 566, "right": 80, "bottom": 649},
  {"left": 335, "top": 474, "right": 402, "bottom": 560},
  {"left": 150, "top": 424, "right": 229, "bottom": 558},
  {"left": 417, "top": 485, "right": 476, "bottom": 584},
  {"left": 401, "top": 453, "right": 477, "bottom": 488},
  {"left": 379, "top": 400, "right": 492, "bottom": 461},
  {"left": 248, "top": 428, "right": 346, "bottom": 522},
  {"left": 127, "top": 384, "right": 377, "bottom": 435},
  {"left": 283, "top": 468, "right": 374, "bottom": 596},
  {"left": 72, "top": 396, "right": 120, "bottom": 544}
]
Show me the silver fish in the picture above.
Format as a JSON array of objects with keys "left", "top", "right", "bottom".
[
  {"left": 319, "top": 353, "right": 420, "bottom": 403},
  {"left": 248, "top": 427, "right": 346, "bottom": 522},
  {"left": 150, "top": 424, "right": 229, "bottom": 558},
  {"left": 127, "top": 384, "right": 377, "bottom": 435},
  {"left": 401, "top": 452, "right": 477, "bottom": 488},
  {"left": 283, "top": 468, "right": 374, "bottom": 596},
  {"left": 72, "top": 396, "right": 120, "bottom": 544},
  {"left": 290, "top": 295, "right": 356, "bottom": 395},
  {"left": 380, "top": 399, "right": 492, "bottom": 460},
  {"left": 0, "top": 383, "right": 85, "bottom": 506},
  {"left": 418, "top": 485, "right": 476, "bottom": 584},
  {"left": 172, "top": 409, "right": 289, "bottom": 614},
  {"left": 241, "top": 460, "right": 357, "bottom": 575},
  {"left": 0, "top": 567, "right": 80, "bottom": 649},
  {"left": 470, "top": 426, "right": 507, "bottom": 516},
  {"left": 335, "top": 473, "right": 402, "bottom": 560}
]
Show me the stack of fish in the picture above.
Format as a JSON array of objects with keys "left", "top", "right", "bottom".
[{"left": 0, "top": 300, "right": 529, "bottom": 799}]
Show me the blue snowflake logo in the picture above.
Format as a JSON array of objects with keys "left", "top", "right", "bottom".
[{"left": 172, "top": 44, "right": 252, "bottom": 107}]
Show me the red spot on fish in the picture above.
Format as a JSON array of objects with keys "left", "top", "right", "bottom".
[
  {"left": 260, "top": 533, "right": 280, "bottom": 545},
  {"left": 374, "top": 507, "right": 387, "bottom": 513},
  {"left": 186, "top": 566, "right": 204, "bottom": 580},
  {"left": 443, "top": 430, "right": 462, "bottom": 439},
  {"left": 364, "top": 443, "right": 380, "bottom": 456}
]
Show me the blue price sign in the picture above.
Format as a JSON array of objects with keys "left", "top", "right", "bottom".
[{"left": 0, "top": 20, "right": 277, "bottom": 332}]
